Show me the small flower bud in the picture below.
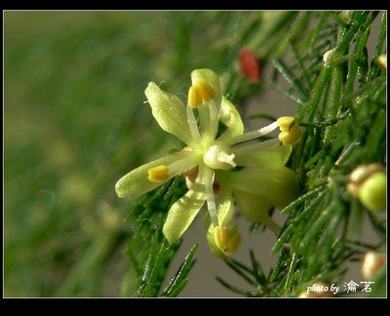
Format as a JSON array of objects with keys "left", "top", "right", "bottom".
[
  {"left": 323, "top": 48, "right": 339, "bottom": 65},
  {"left": 239, "top": 48, "right": 260, "bottom": 83},
  {"left": 361, "top": 251, "right": 385, "bottom": 280},
  {"left": 349, "top": 163, "right": 383, "bottom": 185},
  {"left": 359, "top": 172, "right": 386, "bottom": 212},
  {"left": 347, "top": 164, "right": 386, "bottom": 212}
]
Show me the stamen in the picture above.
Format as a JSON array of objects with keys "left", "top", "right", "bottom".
[
  {"left": 232, "top": 138, "right": 279, "bottom": 151},
  {"left": 277, "top": 116, "right": 295, "bottom": 131},
  {"left": 188, "top": 81, "right": 215, "bottom": 109},
  {"left": 278, "top": 125, "right": 301, "bottom": 145},
  {"left": 188, "top": 86, "right": 202, "bottom": 108},
  {"left": 148, "top": 154, "right": 199, "bottom": 183},
  {"left": 148, "top": 165, "right": 169, "bottom": 183},
  {"left": 197, "top": 80, "right": 215, "bottom": 102},
  {"left": 214, "top": 226, "right": 241, "bottom": 254},
  {"left": 188, "top": 81, "right": 217, "bottom": 141},
  {"left": 229, "top": 121, "right": 279, "bottom": 145},
  {"left": 277, "top": 117, "right": 301, "bottom": 145}
]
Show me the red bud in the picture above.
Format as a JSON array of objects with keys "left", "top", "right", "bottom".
[{"left": 239, "top": 48, "right": 260, "bottom": 83}]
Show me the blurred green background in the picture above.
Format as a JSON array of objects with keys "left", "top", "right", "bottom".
[{"left": 5, "top": 11, "right": 262, "bottom": 296}]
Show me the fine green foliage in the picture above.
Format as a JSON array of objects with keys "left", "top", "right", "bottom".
[
  {"left": 120, "top": 178, "right": 198, "bottom": 297},
  {"left": 215, "top": 11, "right": 386, "bottom": 297},
  {"left": 161, "top": 243, "right": 198, "bottom": 297},
  {"left": 5, "top": 11, "right": 386, "bottom": 297}
]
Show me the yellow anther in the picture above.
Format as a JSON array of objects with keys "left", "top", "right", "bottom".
[
  {"left": 188, "top": 85, "right": 202, "bottom": 108},
  {"left": 147, "top": 165, "right": 169, "bottom": 183},
  {"left": 278, "top": 124, "right": 301, "bottom": 145},
  {"left": 277, "top": 117, "right": 301, "bottom": 145},
  {"left": 187, "top": 80, "right": 215, "bottom": 108},
  {"left": 277, "top": 116, "right": 295, "bottom": 131},
  {"left": 214, "top": 226, "right": 241, "bottom": 254},
  {"left": 197, "top": 80, "right": 215, "bottom": 103}
]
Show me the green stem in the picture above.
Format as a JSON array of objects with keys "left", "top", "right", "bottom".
[{"left": 323, "top": 66, "right": 343, "bottom": 144}]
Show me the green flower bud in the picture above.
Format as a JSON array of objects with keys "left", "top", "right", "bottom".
[
  {"left": 359, "top": 172, "right": 386, "bottom": 212},
  {"left": 347, "top": 164, "right": 386, "bottom": 212},
  {"left": 323, "top": 48, "right": 344, "bottom": 66}
]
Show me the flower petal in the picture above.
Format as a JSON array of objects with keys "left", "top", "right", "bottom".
[
  {"left": 233, "top": 189, "right": 281, "bottom": 234},
  {"left": 115, "top": 150, "right": 195, "bottom": 200},
  {"left": 202, "top": 189, "right": 234, "bottom": 228},
  {"left": 233, "top": 189, "right": 272, "bottom": 223},
  {"left": 218, "top": 97, "right": 244, "bottom": 142},
  {"left": 233, "top": 140, "right": 292, "bottom": 168},
  {"left": 145, "top": 82, "right": 193, "bottom": 145},
  {"left": 163, "top": 181, "right": 206, "bottom": 244},
  {"left": 216, "top": 191, "right": 235, "bottom": 227},
  {"left": 207, "top": 226, "right": 226, "bottom": 258},
  {"left": 220, "top": 166, "right": 299, "bottom": 209}
]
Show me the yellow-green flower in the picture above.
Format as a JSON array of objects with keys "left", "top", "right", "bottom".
[{"left": 115, "top": 69, "right": 300, "bottom": 250}]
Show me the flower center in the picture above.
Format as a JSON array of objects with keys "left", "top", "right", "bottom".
[{"left": 203, "top": 144, "right": 236, "bottom": 170}]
